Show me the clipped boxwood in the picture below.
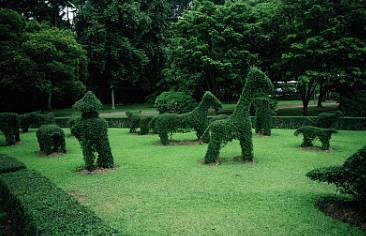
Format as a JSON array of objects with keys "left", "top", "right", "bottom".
[
  {"left": 36, "top": 124, "right": 66, "bottom": 155},
  {"left": 154, "top": 91, "right": 197, "bottom": 114},
  {"left": 0, "top": 112, "right": 20, "bottom": 145},
  {"left": 19, "top": 112, "right": 54, "bottom": 132},
  {"left": 0, "top": 154, "right": 25, "bottom": 174},
  {"left": 0, "top": 169, "right": 118, "bottom": 235}
]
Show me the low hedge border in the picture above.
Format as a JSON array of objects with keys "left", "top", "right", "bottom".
[
  {"left": 0, "top": 169, "right": 119, "bottom": 235},
  {"left": 56, "top": 116, "right": 366, "bottom": 130},
  {"left": 0, "top": 154, "right": 26, "bottom": 174}
]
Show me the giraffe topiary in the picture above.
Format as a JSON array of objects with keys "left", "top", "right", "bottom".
[
  {"left": 202, "top": 67, "right": 273, "bottom": 164},
  {"left": 153, "top": 91, "right": 222, "bottom": 145},
  {"left": 71, "top": 91, "right": 114, "bottom": 171}
]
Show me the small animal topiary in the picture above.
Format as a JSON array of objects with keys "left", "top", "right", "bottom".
[
  {"left": 20, "top": 112, "right": 54, "bottom": 132},
  {"left": 307, "top": 145, "right": 366, "bottom": 209},
  {"left": 254, "top": 98, "right": 272, "bottom": 136},
  {"left": 36, "top": 124, "right": 66, "bottom": 155},
  {"left": 294, "top": 126, "right": 337, "bottom": 150},
  {"left": 71, "top": 91, "right": 114, "bottom": 171},
  {"left": 126, "top": 111, "right": 155, "bottom": 135},
  {"left": 316, "top": 111, "right": 343, "bottom": 128},
  {"left": 152, "top": 91, "right": 222, "bottom": 145},
  {"left": 202, "top": 67, "right": 273, "bottom": 164},
  {"left": 0, "top": 113, "right": 20, "bottom": 145}
]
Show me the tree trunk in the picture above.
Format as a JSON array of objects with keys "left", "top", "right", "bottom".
[
  {"left": 317, "top": 87, "right": 326, "bottom": 108},
  {"left": 47, "top": 90, "right": 52, "bottom": 111},
  {"left": 111, "top": 86, "right": 115, "bottom": 110},
  {"left": 302, "top": 101, "right": 309, "bottom": 116}
]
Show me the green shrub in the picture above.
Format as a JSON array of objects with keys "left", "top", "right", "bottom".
[
  {"left": 19, "top": 112, "right": 54, "bottom": 132},
  {"left": 316, "top": 111, "right": 343, "bottom": 128},
  {"left": 67, "top": 113, "right": 81, "bottom": 136},
  {"left": 208, "top": 114, "right": 229, "bottom": 123},
  {"left": 0, "top": 113, "right": 20, "bottom": 145},
  {"left": 154, "top": 91, "right": 197, "bottom": 114},
  {"left": 0, "top": 169, "right": 118, "bottom": 235},
  {"left": 72, "top": 91, "right": 114, "bottom": 171},
  {"left": 203, "top": 67, "right": 273, "bottom": 163},
  {"left": 153, "top": 91, "right": 222, "bottom": 145},
  {"left": 294, "top": 126, "right": 337, "bottom": 150},
  {"left": 340, "top": 90, "right": 366, "bottom": 117},
  {"left": 0, "top": 154, "right": 25, "bottom": 174},
  {"left": 307, "top": 146, "right": 366, "bottom": 209},
  {"left": 254, "top": 98, "right": 272, "bottom": 136},
  {"left": 36, "top": 124, "right": 66, "bottom": 155},
  {"left": 126, "top": 111, "right": 155, "bottom": 135}
]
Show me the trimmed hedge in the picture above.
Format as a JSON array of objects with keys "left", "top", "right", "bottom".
[
  {"left": 19, "top": 112, "right": 55, "bottom": 132},
  {"left": 0, "top": 169, "right": 118, "bottom": 235},
  {"left": 36, "top": 124, "right": 66, "bottom": 155},
  {"left": 54, "top": 116, "right": 366, "bottom": 130},
  {"left": 0, "top": 154, "right": 25, "bottom": 174}
]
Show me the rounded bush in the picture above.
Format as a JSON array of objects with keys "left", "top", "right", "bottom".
[
  {"left": 36, "top": 124, "right": 66, "bottom": 155},
  {"left": 154, "top": 91, "right": 197, "bottom": 114}
]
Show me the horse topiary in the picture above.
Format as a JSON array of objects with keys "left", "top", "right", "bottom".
[
  {"left": 152, "top": 91, "right": 222, "bottom": 145},
  {"left": 0, "top": 113, "right": 20, "bottom": 145},
  {"left": 202, "top": 67, "right": 273, "bottom": 164},
  {"left": 71, "top": 91, "right": 114, "bottom": 171},
  {"left": 36, "top": 124, "right": 66, "bottom": 155},
  {"left": 254, "top": 98, "right": 272, "bottom": 136},
  {"left": 307, "top": 145, "right": 366, "bottom": 210},
  {"left": 294, "top": 126, "right": 337, "bottom": 150}
]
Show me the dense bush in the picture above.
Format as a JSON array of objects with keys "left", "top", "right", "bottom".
[
  {"left": 126, "top": 111, "right": 155, "bottom": 135},
  {"left": 19, "top": 112, "right": 54, "bottom": 132},
  {"left": 36, "top": 124, "right": 66, "bottom": 155},
  {"left": 316, "top": 111, "right": 343, "bottom": 128},
  {"left": 0, "top": 154, "right": 25, "bottom": 174},
  {"left": 154, "top": 91, "right": 197, "bottom": 114},
  {"left": 294, "top": 126, "right": 337, "bottom": 150},
  {"left": 203, "top": 67, "right": 273, "bottom": 163},
  {"left": 307, "top": 146, "right": 366, "bottom": 209},
  {"left": 0, "top": 113, "right": 20, "bottom": 145},
  {"left": 72, "top": 91, "right": 114, "bottom": 170},
  {"left": 254, "top": 98, "right": 272, "bottom": 136},
  {"left": 0, "top": 169, "right": 118, "bottom": 235},
  {"left": 153, "top": 91, "right": 222, "bottom": 145},
  {"left": 208, "top": 114, "right": 229, "bottom": 124},
  {"left": 339, "top": 91, "right": 366, "bottom": 117}
]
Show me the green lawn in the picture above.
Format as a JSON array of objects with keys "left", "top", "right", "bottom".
[{"left": 0, "top": 128, "right": 364, "bottom": 235}]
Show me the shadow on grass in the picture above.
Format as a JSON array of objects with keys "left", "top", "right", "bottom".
[{"left": 316, "top": 196, "right": 366, "bottom": 230}]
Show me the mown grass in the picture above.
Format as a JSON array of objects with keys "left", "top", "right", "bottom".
[{"left": 0, "top": 128, "right": 365, "bottom": 235}]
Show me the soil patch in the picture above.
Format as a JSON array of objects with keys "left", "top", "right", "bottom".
[{"left": 75, "top": 166, "right": 118, "bottom": 175}]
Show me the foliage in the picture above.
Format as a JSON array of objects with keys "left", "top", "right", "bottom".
[
  {"left": 153, "top": 91, "right": 222, "bottom": 145},
  {"left": 19, "top": 112, "right": 54, "bottom": 132},
  {"left": 203, "top": 67, "right": 273, "bottom": 163},
  {"left": 154, "top": 91, "right": 197, "bottom": 114},
  {"left": 316, "top": 111, "right": 343, "bottom": 128},
  {"left": 126, "top": 111, "right": 154, "bottom": 135},
  {"left": 0, "top": 9, "right": 87, "bottom": 111},
  {"left": 0, "top": 169, "right": 118, "bottom": 235},
  {"left": 75, "top": 0, "right": 169, "bottom": 102},
  {"left": 36, "top": 124, "right": 66, "bottom": 155},
  {"left": 72, "top": 91, "right": 114, "bottom": 170},
  {"left": 339, "top": 90, "right": 366, "bottom": 117},
  {"left": 294, "top": 126, "right": 337, "bottom": 150},
  {"left": 0, "top": 112, "right": 20, "bottom": 145},
  {"left": 254, "top": 98, "right": 272, "bottom": 136},
  {"left": 208, "top": 114, "right": 228, "bottom": 123},
  {"left": 0, "top": 154, "right": 25, "bottom": 174},
  {"left": 307, "top": 145, "right": 366, "bottom": 209}
]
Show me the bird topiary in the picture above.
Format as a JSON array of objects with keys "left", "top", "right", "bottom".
[
  {"left": 202, "top": 67, "right": 273, "bottom": 164},
  {"left": 71, "top": 91, "right": 114, "bottom": 171},
  {"left": 307, "top": 145, "right": 366, "bottom": 210},
  {"left": 36, "top": 124, "right": 66, "bottom": 155},
  {"left": 254, "top": 98, "right": 272, "bottom": 136},
  {"left": 152, "top": 91, "right": 223, "bottom": 145},
  {"left": 19, "top": 112, "right": 54, "bottom": 132},
  {"left": 0, "top": 113, "right": 20, "bottom": 145},
  {"left": 294, "top": 126, "right": 337, "bottom": 150}
]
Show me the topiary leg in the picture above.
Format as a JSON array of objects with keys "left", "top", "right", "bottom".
[
  {"left": 319, "top": 135, "right": 330, "bottom": 150},
  {"left": 82, "top": 141, "right": 96, "bottom": 170},
  {"left": 3, "top": 128, "right": 15, "bottom": 145},
  {"left": 204, "top": 132, "right": 221, "bottom": 164},
  {"left": 96, "top": 137, "right": 114, "bottom": 168},
  {"left": 159, "top": 131, "right": 169, "bottom": 145},
  {"left": 302, "top": 134, "right": 315, "bottom": 147},
  {"left": 240, "top": 134, "right": 253, "bottom": 162},
  {"left": 60, "top": 136, "right": 66, "bottom": 153},
  {"left": 14, "top": 128, "right": 20, "bottom": 142}
]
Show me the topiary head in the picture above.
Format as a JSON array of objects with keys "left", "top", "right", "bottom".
[
  {"left": 244, "top": 66, "right": 273, "bottom": 100},
  {"left": 72, "top": 91, "right": 103, "bottom": 117},
  {"left": 202, "top": 91, "right": 223, "bottom": 111}
]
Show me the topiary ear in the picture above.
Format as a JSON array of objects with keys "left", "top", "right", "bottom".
[{"left": 72, "top": 91, "right": 103, "bottom": 113}]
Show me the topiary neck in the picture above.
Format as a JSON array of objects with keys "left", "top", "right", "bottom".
[{"left": 231, "top": 89, "right": 253, "bottom": 120}]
